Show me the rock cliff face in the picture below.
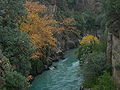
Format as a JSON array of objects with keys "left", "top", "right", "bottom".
[
  {"left": 0, "top": 49, "right": 11, "bottom": 89},
  {"left": 107, "top": 31, "right": 120, "bottom": 89},
  {"left": 112, "top": 35, "right": 120, "bottom": 89},
  {"left": 39, "top": 0, "right": 102, "bottom": 14},
  {"left": 82, "top": 0, "right": 102, "bottom": 11}
]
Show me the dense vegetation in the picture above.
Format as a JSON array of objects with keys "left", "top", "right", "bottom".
[
  {"left": 0, "top": 0, "right": 120, "bottom": 89},
  {"left": 0, "top": 0, "right": 76, "bottom": 90},
  {"left": 0, "top": 0, "right": 33, "bottom": 89},
  {"left": 76, "top": 0, "right": 120, "bottom": 89},
  {"left": 76, "top": 35, "right": 114, "bottom": 89}
]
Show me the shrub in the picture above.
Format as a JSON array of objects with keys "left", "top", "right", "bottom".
[
  {"left": 106, "top": 0, "right": 120, "bottom": 32},
  {"left": 77, "top": 35, "right": 110, "bottom": 88},
  {"left": 5, "top": 71, "right": 28, "bottom": 90},
  {"left": 92, "top": 72, "right": 116, "bottom": 90},
  {"left": 76, "top": 44, "right": 92, "bottom": 64},
  {"left": 74, "top": 11, "right": 97, "bottom": 33},
  {"left": 76, "top": 37, "right": 106, "bottom": 64},
  {"left": 82, "top": 52, "right": 111, "bottom": 88},
  {"left": 30, "top": 59, "right": 44, "bottom": 75}
]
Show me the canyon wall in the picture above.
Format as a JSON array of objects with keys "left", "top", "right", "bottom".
[
  {"left": 82, "top": 0, "right": 102, "bottom": 11},
  {"left": 108, "top": 31, "right": 120, "bottom": 89}
]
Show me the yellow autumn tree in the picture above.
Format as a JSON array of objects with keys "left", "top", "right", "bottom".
[
  {"left": 20, "top": 1, "right": 63, "bottom": 58},
  {"left": 80, "top": 35, "right": 99, "bottom": 45}
]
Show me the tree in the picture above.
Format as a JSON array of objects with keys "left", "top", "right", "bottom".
[
  {"left": 0, "top": 0, "right": 34, "bottom": 75},
  {"left": 20, "top": 1, "right": 63, "bottom": 59},
  {"left": 5, "top": 71, "right": 28, "bottom": 90}
]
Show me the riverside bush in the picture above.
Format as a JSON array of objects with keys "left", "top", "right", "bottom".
[
  {"left": 77, "top": 35, "right": 111, "bottom": 88},
  {"left": 82, "top": 52, "right": 111, "bottom": 88},
  {"left": 92, "top": 72, "right": 116, "bottom": 90},
  {"left": 76, "top": 44, "right": 92, "bottom": 64},
  {"left": 76, "top": 35, "right": 106, "bottom": 64},
  {"left": 30, "top": 59, "right": 44, "bottom": 75},
  {"left": 5, "top": 71, "right": 28, "bottom": 90}
]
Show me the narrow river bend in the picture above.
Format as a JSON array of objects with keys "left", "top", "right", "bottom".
[{"left": 29, "top": 49, "right": 83, "bottom": 90}]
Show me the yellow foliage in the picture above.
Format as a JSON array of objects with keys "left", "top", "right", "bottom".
[
  {"left": 20, "top": 1, "right": 62, "bottom": 58},
  {"left": 60, "top": 18, "right": 75, "bottom": 25},
  {"left": 80, "top": 35, "right": 99, "bottom": 44},
  {"left": 26, "top": 1, "right": 47, "bottom": 13}
]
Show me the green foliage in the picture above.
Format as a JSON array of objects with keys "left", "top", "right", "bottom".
[
  {"left": 30, "top": 59, "right": 44, "bottom": 75},
  {"left": 82, "top": 52, "right": 111, "bottom": 88},
  {"left": 106, "top": 0, "right": 120, "bottom": 34},
  {"left": 74, "top": 11, "right": 98, "bottom": 32},
  {"left": 66, "top": 0, "right": 76, "bottom": 9},
  {"left": 76, "top": 40, "right": 107, "bottom": 64},
  {"left": 106, "top": 0, "right": 120, "bottom": 20},
  {"left": 0, "top": 0, "right": 34, "bottom": 75},
  {"left": 0, "top": 88, "right": 6, "bottom": 90},
  {"left": 5, "top": 71, "right": 28, "bottom": 90},
  {"left": 77, "top": 38, "right": 110, "bottom": 88},
  {"left": 92, "top": 72, "right": 116, "bottom": 90},
  {"left": 55, "top": 10, "right": 74, "bottom": 21},
  {"left": 0, "top": 26, "right": 33, "bottom": 75},
  {"left": 56, "top": 0, "right": 76, "bottom": 11},
  {"left": 94, "top": 0, "right": 108, "bottom": 31},
  {"left": 55, "top": 0, "right": 79, "bottom": 20},
  {"left": 0, "top": 0, "right": 27, "bottom": 20},
  {"left": 83, "top": 77, "right": 97, "bottom": 88},
  {"left": 76, "top": 44, "right": 92, "bottom": 64}
]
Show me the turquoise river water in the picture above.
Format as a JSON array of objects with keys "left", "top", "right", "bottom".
[{"left": 29, "top": 49, "right": 83, "bottom": 90}]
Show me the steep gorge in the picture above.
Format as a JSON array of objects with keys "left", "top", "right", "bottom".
[
  {"left": 107, "top": 31, "right": 120, "bottom": 89},
  {"left": 1, "top": 0, "right": 120, "bottom": 90}
]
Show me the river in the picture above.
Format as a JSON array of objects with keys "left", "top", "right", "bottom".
[{"left": 29, "top": 49, "right": 83, "bottom": 90}]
